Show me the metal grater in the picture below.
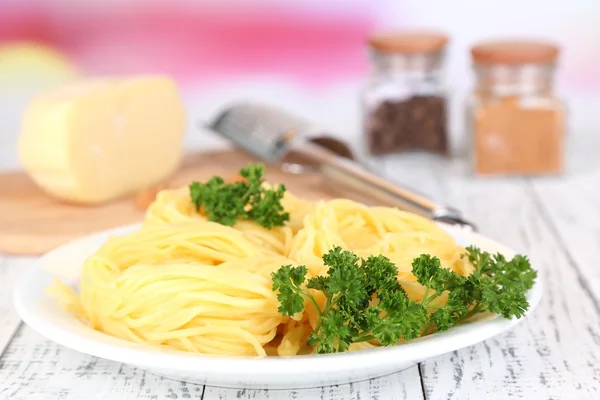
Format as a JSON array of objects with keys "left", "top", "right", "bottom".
[
  {"left": 206, "top": 102, "right": 476, "bottom": 230},
  {"left": 208, "top": 103, "right": 320, "bottom": 163}
]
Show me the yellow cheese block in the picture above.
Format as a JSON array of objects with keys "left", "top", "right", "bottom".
[{"left": 18, "top": 75, "right": 186, "bottom": 204}]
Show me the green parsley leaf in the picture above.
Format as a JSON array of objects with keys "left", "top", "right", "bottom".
[
  {"left": 272, "top": 246, "right": 428, "bottom": 354},
  {"left": 271, "top": 265, "right": 308, "bottom": 316},
  {"left": 271, "top": 244, "right": 537, "bottom": 354},
  {"left": 189, "top": 163, "right": 290, "bottom": 228}
]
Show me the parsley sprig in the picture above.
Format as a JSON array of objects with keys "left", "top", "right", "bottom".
[
  {"left": 414, "top": 246, "right": 536, "bottom": 333},
  {"left": 271, "top": 246, "right": 536, "bottom": 354},
  {"left": 189, "top": 163, "right": 289, "bottom": 228},
  {"left": 272, "top": 247, "right": 428, "bottom": 353}
]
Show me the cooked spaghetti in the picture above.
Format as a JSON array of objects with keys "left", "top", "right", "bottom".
[{"left": 52, "top": 184, "right": 477, "bottom": 357}]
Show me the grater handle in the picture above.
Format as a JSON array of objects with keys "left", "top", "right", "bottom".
[{"left": 295, "top": 143, "right": 477, "bottom": 230}]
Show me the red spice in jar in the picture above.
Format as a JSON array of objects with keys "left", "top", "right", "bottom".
[{"left": 468, "top": 40, "right": 565, "bottom": 175}]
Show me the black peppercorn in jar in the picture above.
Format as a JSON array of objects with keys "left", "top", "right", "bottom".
[{"left": 361, "top": 31, "right": 450, "bottom": 156}]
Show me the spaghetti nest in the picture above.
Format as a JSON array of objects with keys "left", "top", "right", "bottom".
[{"left": 53, "top": 186, "right": 474, "bottom": 357}]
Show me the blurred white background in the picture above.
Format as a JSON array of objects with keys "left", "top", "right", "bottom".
[{"left": 1, "top": 0, "right": 598, "bottom": 169}]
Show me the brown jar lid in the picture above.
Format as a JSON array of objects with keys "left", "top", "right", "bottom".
[
  {"left": 471, "top": 40, "right": 560, "bottom": 65},
  {"left": 368, "top": 31, "right": 448, "bottom": 54}
]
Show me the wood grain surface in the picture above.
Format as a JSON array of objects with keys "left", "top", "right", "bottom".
[
  {"left": 1, "top": 134, "right": 600, "bottom": 399},
  {"left": 0, "top": 150, "right": 330, "bottom": 255}
]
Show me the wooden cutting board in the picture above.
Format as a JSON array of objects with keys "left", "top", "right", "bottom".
[{"left": 0, "top": 150, "right": 332, "bottom": 255}]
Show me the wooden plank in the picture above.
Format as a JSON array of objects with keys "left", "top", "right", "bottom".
[
  {"left": 0, "top": 321, "right": 423, "bottom": 399},
  {"left": 0, "top": 325, "right": 207, "bottom": 400},
  {"left": 203, "top": 367, "right": 424, "bottom": 400},
  {"left": 0, "top": 255, "right": 34, "bottom": 356},
  {"left": 527, "top": 131, "right": 600, "bottom": 308},
  {"left": 529, "top": 175, "right": 600, "bottom": 307},
  {"left": 0, "top": 324, "right": 423, "bottom": 400},
  {"left": 377, "top": 156, "right": 600, "bottom": 399}
]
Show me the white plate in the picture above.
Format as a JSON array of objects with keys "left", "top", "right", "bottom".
[{"left": 13, "top": 224, "right": 542, "bottom": 390}]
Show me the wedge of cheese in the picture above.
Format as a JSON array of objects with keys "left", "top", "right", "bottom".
[{"left": 18, "top": 75, "right": 186, "bottom": 204}]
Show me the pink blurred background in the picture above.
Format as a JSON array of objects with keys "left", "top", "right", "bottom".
[{"left": 1, "top": 0, "right": 599, "bottom": 166}]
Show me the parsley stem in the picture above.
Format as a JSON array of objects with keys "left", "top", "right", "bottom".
[
  {"left": 353, "top": 334, "right": 375, "bottom": 343},
  {"left": 299, "top": 289, "right": 323, "bottom": 319},
  {"left": 457, "top": 304, "right": 483, "bottom": 323},
  {"left": 241, "top": 186, "right": 254, "bottom": 203},
  {"left": 420, "top": 286, "right": 441, "bottom": 311},
  {"left": 421, "top": 287, "right": 431, "bottom": 307},
  {"left": 312, "top": 294, "right": 334, "bottom": 338}
]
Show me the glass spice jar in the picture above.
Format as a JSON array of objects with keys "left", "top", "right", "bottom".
[
  {"left": 467, "top": 40, "right": 566, "bottom": 176},
  {"left": 361, "top": 31, "right": 450, "bottom": 157}
]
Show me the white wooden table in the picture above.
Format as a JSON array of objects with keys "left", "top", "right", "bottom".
[{"left": 1, "top": 133, "right": 600, "bottom": 400}]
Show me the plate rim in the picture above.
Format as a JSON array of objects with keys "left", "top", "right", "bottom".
[{"left": 13, "top": 223, "right": 543, "bottom": 378}]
